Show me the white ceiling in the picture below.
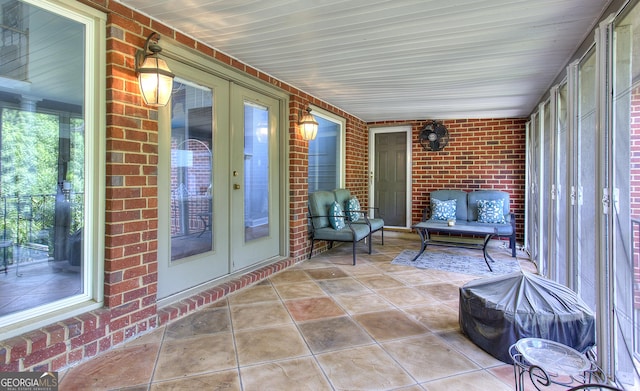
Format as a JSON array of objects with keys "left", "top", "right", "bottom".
[{"left": 118, "top": 0, "right": 611, "bottom": 122}]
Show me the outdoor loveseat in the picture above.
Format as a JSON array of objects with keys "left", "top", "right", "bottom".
[
  {"left": 422, "top": 190, "right": 516, "bottom": 257},
  {"left": 308, "top": 189, "right": 384, "bottom": 265}
]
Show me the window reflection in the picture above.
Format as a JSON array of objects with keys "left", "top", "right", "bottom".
[
  {"left": 169, "top": 80, "right": 213, "bottom": 261},
  {"left": 244, "top": 102, "right": 269, "bottom": 242},
  {"left": 0, "top": 0, "right": 86, "bottom": 317}
]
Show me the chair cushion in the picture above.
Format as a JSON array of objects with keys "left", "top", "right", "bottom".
[
  {"left": 368, "top": 217, "right": 384, "bottom": 232},
  {"left": 329, "top": 201, "right": 346, "bottom": 230},
  {"left": 309, "top": 190, "right": 336, "bottom": 229},
  {"left": 345, "top": 197, "right": 363, "bottom": 222},
  {"left": 312, "top": 225, "right": 370, "bottom": 242},
  {"left": 431, "top": 198, "right": 457, "bottom": 221},
  {"left": 477, "top": 199, "right": 506, "bottom": 224}
]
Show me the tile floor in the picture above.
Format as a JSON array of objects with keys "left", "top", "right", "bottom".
[{"left": 59, "top": 235, "right": 539, "bottom": 390}]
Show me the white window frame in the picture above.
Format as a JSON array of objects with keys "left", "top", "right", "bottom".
[
  {"left": 307, "top": 106, "right": 346, "bottom": 191},
  {"left": 0, "top": 0, "right": 105, "bottom": 339}
]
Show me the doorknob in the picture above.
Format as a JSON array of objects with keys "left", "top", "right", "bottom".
[{"left": 233, "top": 184, "right": 241, "bottom": 190}]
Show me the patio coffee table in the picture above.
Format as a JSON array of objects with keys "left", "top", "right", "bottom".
[{"left": 411, "top": 221, "right": 498, "bottom": 271}]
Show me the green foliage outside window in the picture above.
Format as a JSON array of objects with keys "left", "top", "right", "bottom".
[{"left": 0, "top": 108, "right": 84, "bottom": 258}]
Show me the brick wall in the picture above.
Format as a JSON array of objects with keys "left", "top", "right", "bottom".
[
  {"left": 369, "top": 118, "right": 527, "bottom": 241},
  {"left": 0, "top": 0, "right": 526, "bottom": 373}
]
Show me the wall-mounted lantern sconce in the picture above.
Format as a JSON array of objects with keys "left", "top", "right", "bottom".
[
  {"left": 135, "top": 32, "right": 175, "bottom": 107},
  {"left": 299, "top": 107, "right": 319, "bottom": 141}
]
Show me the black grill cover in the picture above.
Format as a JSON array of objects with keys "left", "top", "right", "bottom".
[{"left": 459, "top": 271, "right": 595, "bottom": 363}]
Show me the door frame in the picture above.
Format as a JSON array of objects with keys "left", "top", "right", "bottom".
[
  {"left": 156, "top": 38, "right": 291, "bottom": 306},
  {"left": 368, "top": 125, "right": 413, "bottom": 229}
]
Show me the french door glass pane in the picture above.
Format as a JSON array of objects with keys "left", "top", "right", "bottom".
[
  {"left": 575, "top": 51, "right": 597, "bottom": 311},
  {"left": 308, "top": 116, "right": 341, "bottom": 193},
  {"left": 555, "top": 84, "right": 569, "bottom": 285},
  {"left": 169, "top": 79, "right": 213, "bottom": 261},
  {"left": 527, "top": 115, "right": 540, "bottom": 264},
  {"left": 0, "top": 1, "right": 86, "bottom": 317},
  {"left": 244, "top": 102, "right": 269, "bottom": 242},
  {"left": 613, "top": 7, "right": 640, "bottom": 386},
  {"left": 541, "top": 101, "right": 552, "bottom": 276}
]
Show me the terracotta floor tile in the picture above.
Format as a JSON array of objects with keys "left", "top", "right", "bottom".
[
  {"left": 285, "top": 296, "right": 345, "bottom": 322},
  {"left": 489, "top": 364, "right": 569, "bottom": 391},
  {"left": 377, "top": 286, "right": 431, "bottom": 307},
  {"left": 488, "top": 364, "right": 520, "bottom": 388},
  {"left": 153, "top": 333, "right": 236, "bottom": 381},
  {"left": 332, "top": 292, "right": 395, "bottom": 314},
  {"left": 417, "top": 282, "right": 462, "bottom": 302},
  {"left": 59, "top": 343, "right": 159, "bottom": 390},
  {"left": 436, "top": 330, "right": 505, "bottom": 368},
  {"left": 272, "top": 280, "right": 327, "bottom": 300},
  {"left": 356, "top": 274, "right": 406, "bottom": 289},
  {"left": 234, "top": 323, "right": 311, "bottom": 366},
  {"left": 149, "top": 369, "right": 241, "bottom": 391},
  {"left": 230, "top": 301, "right": 292, "bottom": 330},
  {"left": 305, "top": 266, "right": 350, "bottom": 280},
  {"left": 227, "top": 284, "right": 280, "bottom": 305},
  {"left": 316, "top": 345, "right": 415, "bottom": 390},
  {"left": 382, "top": 334, "right": 480, "bottom": 382},
  {"left": 338, "top": 264, "right": 384, "bottom": 276},
  {"left": 269, "top": 269, "right": 314, "bottom": 285},
  {"left": 374, "top": 261, "right": 418, "bottom": 273},
  {"left": 316, "top": 277, "right": 370, "bottom": 295},
  {"left": 125, "top": 326, "right": 165, "bottom": 347},
  {"left": 298, "top": 315, "right": 374, "bottom": 353},
  {"left": 404, "top": 303, "right": 459, "bottom": 332},
  {"left": 354, "top": 309, "right": 429, "bottom": 341},
  {"left": 164, "top": 307, "right": 231, "bottom": 340},
  {"left": 390, "top": 270, "right": 445, "bottom": 285},
  {"left": 239, "top": 357, "right": 332, "bottom": 390},
  {"left": 56, "top": 236, "right": 540, "bottom": 391},
  {"left": 421, "top": 370, "right": 512, "bottom": 391}
]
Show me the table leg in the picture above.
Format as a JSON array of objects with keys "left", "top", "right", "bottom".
[
  {"left": 482, "top": 234, "right": 495, "bottom": 271},
  {"left": 411, "top": 228, "right": 429, "bottom": 262}
]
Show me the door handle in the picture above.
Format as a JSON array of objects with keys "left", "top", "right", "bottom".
[{"left": 233, "top": 184, "right": 241, "bottom": 190}]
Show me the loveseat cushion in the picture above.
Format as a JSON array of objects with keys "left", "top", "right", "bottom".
[
  {"left": 430, "top": 190, "right": 468, "bottom": 221},
  {"left": 467, "top": 190, "right": 510, "bottom": 222},
  {"left": 466, "top": 221, "right": 514, "bottom": 236},
  {"left": 477, "top": 199, "right": 506, "bottom": 224},
  {"left": 431, "top": 198, "right": 457, "bottom": 221}
]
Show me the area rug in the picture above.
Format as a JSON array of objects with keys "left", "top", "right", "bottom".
[{"left": 391, "top": 249, "right": 521, "bottom": 277}]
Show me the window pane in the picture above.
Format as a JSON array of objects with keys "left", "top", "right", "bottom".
[
  {"left": 244, "top": 102, "right": 269, "bottom": 242},
  {"left": 554, "top": 84, "right": 569, "bottom": 285},
  {"left": 170, "top": 79, "right": 213, "bottom": 261},
  {"left": 541, "top": 101, "right": 552, "bottom": 277},
  {"left": 0, "top": 0, "right": 85, "bottom": 317},
  {"left": 308, "top": 116, "right": 341, "bottom": 193},
  {"left": 575, "top": 51, "right": 597, "bottom": 311},
  {"left": 613, "top": 6, "right": 640, "bottom": 385}
]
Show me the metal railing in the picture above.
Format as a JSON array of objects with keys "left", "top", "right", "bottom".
[{"left": 0, "top": 192, "right": 84, "bottom": 267}]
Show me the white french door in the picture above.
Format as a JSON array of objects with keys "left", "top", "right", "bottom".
[
  {"left": 229, "top": 84, "right": 281, "bottom": 270},
  {"left": 157, "top": 62, "right": 283, "bottom": 300},
  {"left": 157, "top": 63, "right": 230, "bottom": 300}
]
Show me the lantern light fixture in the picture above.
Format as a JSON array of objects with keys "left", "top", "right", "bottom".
[
  {"left": 299, "top": 107, "right": 319, "bottom": 141},
  {"left": 135, "top": 32, "right": 175, "bottom": 107}
]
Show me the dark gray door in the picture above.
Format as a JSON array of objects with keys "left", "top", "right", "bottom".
[{"left": 374, "top": 131, "right": 407, "bottom": 227}]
